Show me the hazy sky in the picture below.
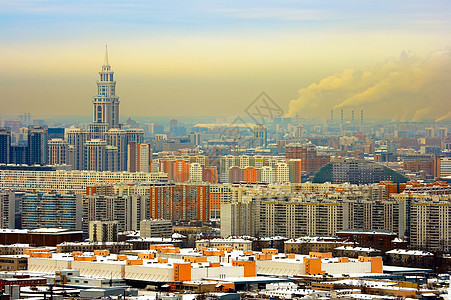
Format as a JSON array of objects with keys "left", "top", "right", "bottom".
[{"left": 1, "top": 0, "right": 450, "bottom": 120}]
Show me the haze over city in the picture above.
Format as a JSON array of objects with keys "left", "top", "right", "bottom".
[
  {"left": 1, "top": 0, "right": 450, "bottom": 120},
  {"left": 3, "top": 1, "right": 451, "bottom": 297}
]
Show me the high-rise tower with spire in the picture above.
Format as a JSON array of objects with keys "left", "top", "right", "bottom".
[
  {"left": 89, "top": 46, "right": 120, "bottom": 139},
  {"left": 64, "top": 47, "right": 143, "bottom": 171}
]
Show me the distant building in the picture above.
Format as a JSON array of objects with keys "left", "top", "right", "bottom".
[
  {"left": 56, "top": 241, "right": 132, "bottom": 253},
  {"left": 127, "top": 142, "right": 151, "bottom": 172},
  {"left": 284, "top": 237, "right": 351, "bottom": 255},
  {"left": 0, "top": 228, "right": 83, "bottom": 246},
  {"left": 440, "top": 157, "right": 451, "bottom": 177},
  {"left": 66, "top": 128, "right": 88, "bottom": 170},
  {"left": 89, "top": 221, "right": 118, "bottom": 242},
  {"left": 48, "top": 138, "right": 68, "bottom": 166},
  {"left": 0, "top": 169, "right": 168, "bottom": 193},
  {"left": 386, "top": 249, "right": 434, "bottom": 268},
  {"left": 47, "top": 127, "right": 65, "bottom": 139},
  {"left": 409, "top": 198, "right": 451, "bottom": 252},
  {"left": 189, "top": 163, "right": 203, "bottom": 182},
  {"left": 0, "top": 191, "right": 24, "bottom": 229},
  {"left": 336, "top": 230, "right": 406, "bottom": 252},
  {"left": 0, "top": 128, "right": 11, "bottom": 164},
  {"left": 84, "top": 139, "right": 107, "bottom": 171},
  {"left": 83, "top": 194, "right": 148, "bottom": 233},
  {"left": 9, "top": 145, "right": 28, "bottom": 165},
  {"left": 195, "top": 238, "right": 252, "bottom": 251},
  {"left": 202, "top": 166, "right": 218, "bottom": 184},
  {"left": 0, "top": 255, "right": 28, "bottom": 271},
  {"left": 313, "top": 158, "right": 408, "bottom": 184},
  {"left": 333, "top": 246, "right": 383, "bottom": 258},
  {"left": 105, "top": 129, "right": 126, "bottom": 171},
  {"left": 27, "top": 125, "right": 48, "bottom": 165},
  {"left": 253, "top": 124, "right": 267, "bottom": 147},
  {"left": 125, "top": 128, "right": 144, "bottom": 145},
  {"left": 22, "top": 192, "right": 83, "bottom": 230},
  {"left": 275, "top": 162, "right": 289, "bottom": 184},
  {"left": 140, "top": 219, "right": 172, "bottom": 238},
  {"left": 105, "top": 145, "right": 119, "bottom": 171},
  {"left": 285, "top": 143, "right": 330, "bottom": 174},
  {"left": 88, "top": 46, "right": 120, "bottom": 136}
]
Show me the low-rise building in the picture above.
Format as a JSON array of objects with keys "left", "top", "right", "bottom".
[
  {"left": 284, "top": 237, "right": 352, "bottom": 255},
  {"left": 196, "top": 238, "right": 252, "bottom": 251},
  {"left": 336, "top": 230, "right": 405, "bottom": 252},
  {"left": 333, "top": 246, "right": 383, "bottom": 258},
  {"left": 140, "top": 219, "right": 173, "bottom": 238},
  {"left": 0, "top": 255, "right": 27, "bottom": 271},
  {"left": 385, "top": 249, "right": 435, "bottom": 268},
  {"left": 27, "top": 246, "right": 383, "bottom": 287},
  {"left": 126, "top": 237, "right": 184, "bottom": 250},
  {"left": 56, "top": 242, "right": 133, "bottom": 253},
  {"left": 0, "top": 244, "right": 55, "bottom": 255},
  {"left": 0, "top": 228, "right": 83, "bottom": 246}
]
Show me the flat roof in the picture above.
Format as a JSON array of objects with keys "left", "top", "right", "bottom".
[
  {"left": 204, "top": 276, "right": 289, "bottom": 284},
  {"left": 337, "top": 229, "right": 396, "bottom": 235},
  {"left": 0, "top": 228, "right": 83, "bottom": 235},
  {"left": 383, "top": 265, "right": 434, "bottom": 273}
]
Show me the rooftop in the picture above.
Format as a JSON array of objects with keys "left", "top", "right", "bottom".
[{"left": 386, "top": 249, "right": 433, "bottom": 256}]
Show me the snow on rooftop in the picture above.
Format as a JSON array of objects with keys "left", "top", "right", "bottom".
[
  {"left": 30, "top": 228, "right": 71, "bottom": 233},
  {"left": 0, "top": 229, "right": 29, "bottom": 233},
  {"left": 172, "top": 233, "right": 186, "bottom": 239},
  {"left": 334, "top": 246, "right": 378, "bottom": 252},
  {"left": 197, "top": 238, "right": 252, "bottom": 243},
  {"left": 127, "top": 237, "right": 179, "bottom": 243},
  {"left": 29, "top": 252, "right": 235, "bottom": 269},
  {"left": 286, "top": 236, "right": 349, "bottom": 243},
  {"left": 337, "top": 230, "right": 396, "bottom": 235},
  {"left": 391, "top": 237, "right": 406, "bottom": 243},
  {"left": 58, "top": 241, "right": 132, "bottom": 246},
  {"left": 386, "top": 249, "right": 433, "bottom": 256},
  {"left": 383, "top": 265, "right": 433, "bottom": 272}
]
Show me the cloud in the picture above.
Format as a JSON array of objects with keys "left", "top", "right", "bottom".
[{"left": 287, "top": 49, "right": 451, "bottom": 122}]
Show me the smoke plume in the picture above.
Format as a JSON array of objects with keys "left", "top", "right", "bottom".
[{"left": 287, "top": 49, "right": 451, "bottom": 122}]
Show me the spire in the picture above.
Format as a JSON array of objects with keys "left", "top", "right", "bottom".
[{"left": 104, "top": 45, "right": 109, "bottom": 66}]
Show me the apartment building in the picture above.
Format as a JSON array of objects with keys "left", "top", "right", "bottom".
[
  {"left": 0, "top": 169, "right": 168, "bottom": 193},
  {"left": 409, "top": 196, "right": 451, "bottom": 252},
  {"left": 22, "top": 192, "right": 83, "bottom": 230}
]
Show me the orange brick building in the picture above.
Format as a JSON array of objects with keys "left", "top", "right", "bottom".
[
  {"left": 285, "top": 143, "right": 330, "bottom": 174},
  {"left": 149, "top": 183, "right": 210, "bottom": 222}
]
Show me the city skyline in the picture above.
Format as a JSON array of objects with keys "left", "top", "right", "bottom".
[{"left": 1, "top": 1, "right": 450, "bottom": 120}]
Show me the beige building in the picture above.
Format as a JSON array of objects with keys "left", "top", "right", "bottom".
[
  {"left": 409, "top": 196, "right": 451, "bottom": 252},
  {"left": 284, "top": 237, "right": 352, "bottom": 255},
  {"left": 0, "top": 255, "right": 28, "bottom": 271},
  {"left": 0, "top": 169, "right": 168, "bottom": 194},
  {"left": 196, "top": 238, "right": 252, "bottom": 251},
  {"left": 140, "top": 219, "right": 172, "bottom": 238},
  {"left": 89, "top": 221, "right": 118, "bottom": 242},
  {"left": 48, "top": 138, "right": 68, "bottom": 166},
  {"left": 221, "top": 183, "right": 403, "bottom": 239}
]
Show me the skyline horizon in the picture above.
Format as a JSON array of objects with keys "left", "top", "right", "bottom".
[{"left": 1, "top": 1, "right": 450, "bottom": 121}]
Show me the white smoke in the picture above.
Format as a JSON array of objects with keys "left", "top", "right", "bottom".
[{"left": 287, "top": 49, "right": 451, "bottom": 122}]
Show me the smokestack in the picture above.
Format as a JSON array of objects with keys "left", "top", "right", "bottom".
[
  {"left": 331, "top": 110, "right": 334, "bottom": 120},
  {"left": 361, "top": 110, "right": 363, "bottom": 124},
  {"left": 352, "top": 110, "right": 354, "bottom": 122},
  {"left": 341, "top": 109, "right": 344, "bottom": 124}
]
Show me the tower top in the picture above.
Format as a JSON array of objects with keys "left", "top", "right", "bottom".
[{"left": 104, "top": 45, "right": 109, "bottom": 66}]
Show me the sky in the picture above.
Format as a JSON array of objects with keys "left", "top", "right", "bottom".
[{"left": 0, "top": 0, "right": 450, "bottom": 121}]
